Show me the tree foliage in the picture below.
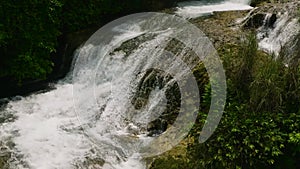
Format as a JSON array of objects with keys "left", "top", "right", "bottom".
[
  {"left": 0, "top": 0, "right": 177, "bottom": 83},
  {"left": 0, "top": 0, "right": 62, "bottom": 82}
]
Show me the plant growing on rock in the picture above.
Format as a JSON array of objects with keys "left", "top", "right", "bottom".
[{"left": 150, "top": 33, "right": 300, "bottom": 169}]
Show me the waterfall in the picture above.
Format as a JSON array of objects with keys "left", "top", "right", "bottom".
[
  {"left": 0, "top": 21, "right": 167, "bottom": 169},
  {"left": 0, "top": 12, "right": 224, "bottom": 169},
  {"left": 258, "top": 12, "right": 300, "bottom": 56},
  {"left": 176, "top": 0, "right": 253, "bottom": 18}
]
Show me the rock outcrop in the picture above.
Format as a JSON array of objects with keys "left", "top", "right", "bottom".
[{"left": 242, "top": 0, "right": 300, "bottom": 58}]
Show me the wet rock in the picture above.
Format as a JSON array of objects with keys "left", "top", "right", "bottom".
[
  {"left": 0, "top": 153, "right": 10, "bottom": 169},
  {"left": 244, "top": 13, "right": 266, "bottom": 29},
  {"left": 125, "top": 123, "right": 140, "bottom": 135},
  {"left": 130, "top": 68, "right": 181, "bottom": 136},
  {"left": 147, "top": 119, "right": 168, "bottom": 136},
  {"left": 243, "top": 12, "right": 277, "bottom": 29},
  {"left": 267, "top": 13, "right": 277, "bottom": 27},
  {"left": 0, "top": 112, "right": 15, "bottom": 124},
  {"left": 132, "top": 69, "right": 172, "bottom": 109},
  {"left": 111, "top": 33, "right": 157, "bottom": 58},
  {"left": 75, "top": 156, "right": 105, "bottom": 169},
  {"left": 280, "top": 33, "right": 300, "bottom": 64},
  {"left": 0, "top": 140, "right": 17, "bottom": 169}
]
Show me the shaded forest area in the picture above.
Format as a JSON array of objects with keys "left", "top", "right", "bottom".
[{"left": 0, "top": 0, "right": 177, "bottom": 97}]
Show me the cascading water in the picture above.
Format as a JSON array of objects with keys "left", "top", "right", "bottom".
[
  {"left": 256, "top": 1, "right": 300, "bottom": 57},
  {"left": 0, "top": 12, "right": 225, "bottom": 169},
  {"left": 1, "top": 0, "right": 298, "bottom": 168},
  {"left": 176, "top": 0, "right": 253, "bottom": 18}
]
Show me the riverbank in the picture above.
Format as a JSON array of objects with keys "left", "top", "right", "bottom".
[
  {"left": 0, "top": 0, "right": 299, "bottom": 168},
  {"left": 148, "top": 1, "right": 300, "bottom": 168}
]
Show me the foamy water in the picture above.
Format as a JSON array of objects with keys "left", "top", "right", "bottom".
[
  {"left": 0, "top": 13, "right": 210, "bottom": 169},
  {"left": 176, "top": 0, "right": 253, "bottom": 18},
  {"left": 0, "top": 84, "right": 92, "bottom": 169},
  {"left": 258, "top": 12, "right": 300, "bottom": 55},
  {"left": 0, "top": 25, "right": 155, "bottom": 169},
  {"left": 0, "top": 1, "right": 239, "bottom": 168}
]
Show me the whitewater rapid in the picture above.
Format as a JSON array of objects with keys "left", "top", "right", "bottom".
[
  {"left": 256, "top": 1, "right": 300, "bottom": 56},
  {"left": 0, "top": 1, "right": 256, "bottom": 169},
  {"left": 0, "top": 12, "right": 214, "bottom": 168},
  {"left": 0, "top": 26, "right": 159, "bottom": 169},
  {"left": 176, "top": 0, "right": 253, "bottom": 18}
]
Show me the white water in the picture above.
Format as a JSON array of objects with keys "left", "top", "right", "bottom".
[
  {"left": 1, "top": 0, "right": 295, "bottom": 168},
  {"left": 258, "top": 12, "right": 300, "bottom": 55},
  {"left": 0, "top": 84, "right": 92, "bottom": 169},
  {"left": 176, "top": 0, "right": 253, "bottom": 18},
  {"left": 0, "top": 13, "right": 211, "bottom": 169},
  {"left": 0, "top": 27, "right": 159, "bottom": 169}
]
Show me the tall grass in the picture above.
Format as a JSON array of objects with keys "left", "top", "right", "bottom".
[{"left": 150, "top": 33, "right": 300, "bottom": 169}]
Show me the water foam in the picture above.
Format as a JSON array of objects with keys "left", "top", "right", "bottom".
[
  {"left": 0, "top": 10, "right": 224, "bottom": 169},
  {"left": 0, "top": 27, "right": 150, "bottom": 168},
  {"left": 176, "top": 0, "right": 253, "bottom": 18},
  {"left": 258, "top": 12, "right": 300, "bottom": 55}
]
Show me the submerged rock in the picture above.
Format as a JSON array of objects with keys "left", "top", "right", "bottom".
[
  {"left": 125, "top": 123, "right": 140, "bottom": 135},
  {"left": 130, "top": 68, "right": 180, "bottom": 136}
]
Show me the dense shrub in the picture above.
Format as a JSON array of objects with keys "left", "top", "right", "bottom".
[
  {"left": 0, "top": 0, "right": 62, "bottom": 82},
  {"left": 0, "top": 0, "right": 177, "bottom": 83},
  {"left": 150, "top": 34, "right": 300, "bottom": 169}
]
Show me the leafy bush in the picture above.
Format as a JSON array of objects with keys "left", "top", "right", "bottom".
[
  {"left": 0, "top": 0, "right": 62, "bottom": 82},
  {"left": 190, "top": 34, "right": 300, "bottom": 169},
  {"left": 151, "top": 34, "right": 300, "bottom": 169},
  {"left": 189, "top": 105, "right": 300, "bottom": 168},
  {"left": 0, "top": 0, "right": 176, "bottom": 83},
  {"left": 150, "top": 156, "right": 191, "bottom": 169}
]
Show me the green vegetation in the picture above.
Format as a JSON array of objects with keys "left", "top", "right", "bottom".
[
  {"left": 150, "top": 34, "right": 300, "bottom": 169},
  {"left": 0, "top": 0, "right": 62, "bottom": 82},
  {"left": 1, "top": 1, "right": 299, "bottom": 168},
  {"left": 0, "top": 0, "right": 176, "bottom": 83},
  {"left": 250, "top": 0, "right": 270, "bottom": 7}
]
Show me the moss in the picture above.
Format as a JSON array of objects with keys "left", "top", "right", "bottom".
[
  {"left": 149, "top": 156, "right": 190, "bottom": 169},
  {"left": 147, "top": 137, "right": 192, "bottom": 169}
]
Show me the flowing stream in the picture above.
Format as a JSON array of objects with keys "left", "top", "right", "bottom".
[
  {"left": 1, "top": 0, "right": 296, "bottom": 169},
  {"left": 176, "top": 0, "right": 252, "bottom": 18},
  {"left": 0, "top": 11, "right": 209, "bottom": 169},
  {"left": 256, "top": 1, "right": 300, "bottom": 57}
]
